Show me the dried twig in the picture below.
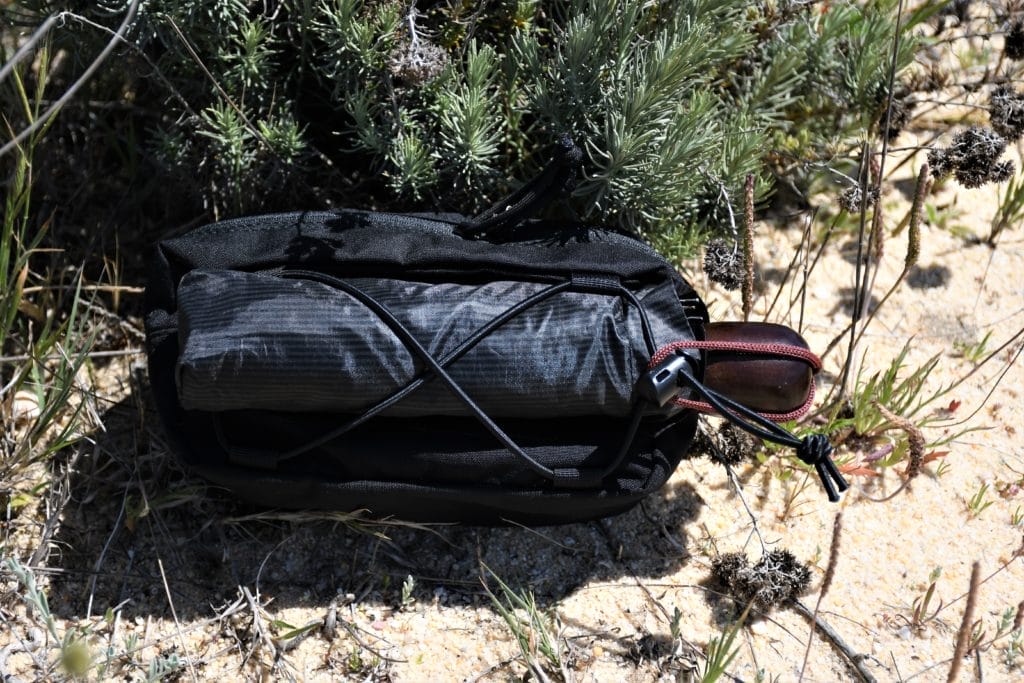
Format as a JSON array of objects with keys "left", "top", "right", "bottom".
[
  {"left": 158, "top": 558, "right": 200, "bottom": 683},
  {"left": 824, "top": 163, "right": 930, "bottom": 360},
  {"left": 798, "top": 512, "right": 844, "bottom": 682},
  {"left": 836, "top": 0, "right": 906, "bottom": 397},
  {"left": 0, "top": 0, "right": 142, "bottom": 158},
  {"left": 947, "top": 561, "right": 981, "bottom": 682},
  {"left": 837, "top": 141, "right": 873, "bottom": 399},
  {"left": 723, "top": 462, "right": 767, "bottom": 554},
  {"left": 86, "top": 480, "right": 129, "bottom": 619},
  {"left": 793, "top": 599, "right": 878, "bottom": 683}
]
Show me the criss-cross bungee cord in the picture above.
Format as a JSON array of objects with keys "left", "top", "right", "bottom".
[
  {"left": 218, "top": 136, "right": 848, "bottom": 501},
  {"left": 267, "top": 270, "right": 654, "bottom": 488}
]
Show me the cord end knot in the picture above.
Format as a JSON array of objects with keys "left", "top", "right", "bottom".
[{"left": 797, "top": 434, "right": 848, "bottom": 503}]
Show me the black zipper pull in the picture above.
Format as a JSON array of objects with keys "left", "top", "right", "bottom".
[{"left": 456, "top": 134, "right": 583, "bottom": 239}]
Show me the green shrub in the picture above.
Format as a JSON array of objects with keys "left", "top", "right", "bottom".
[{"left": 8, "top": 0, "right": 919, "bottom": 251}]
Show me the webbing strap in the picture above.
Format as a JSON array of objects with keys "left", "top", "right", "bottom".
[{"left": 456, "top": 134, "right": 583, "bottom": 239}]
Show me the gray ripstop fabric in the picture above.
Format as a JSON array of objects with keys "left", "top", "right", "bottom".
[
  {"left": 144, "top": 208, "right": 711, "bottom": 522},
  {"left": 176, "top": 269, "right": 690, "bottom": 417}
]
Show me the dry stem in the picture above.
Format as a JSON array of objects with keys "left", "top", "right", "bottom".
[
  {"left": 742, "top": 174, "right": 756, "bottom": 321},
  {"left": 947, "top": 561, "right": 981, "bottom": 683},
  {"left": 798, "top": 511, "right": 844, "bottom": 682}
]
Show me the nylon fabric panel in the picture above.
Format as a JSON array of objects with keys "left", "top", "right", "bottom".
[
  {"left": 187, "top": 409, "right": 698, "bottom": 523},
  {"left": 143, "top": 209, "right": 709, "bottom": 523},
  {"left": 154, "top": 210, "right": 677, "bottom": 287},
  {"left": 176, "top": 270, "right": 684, "bottom": 417},
  {"left": 188, "top": 464, "right": 652, "bottom": 524},
  {"left": 215, "top": 411, "right": 657, "bottom": 487}
]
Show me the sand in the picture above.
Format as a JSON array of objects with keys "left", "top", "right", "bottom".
[{"left": 2, "top": 159, "right": 1023, "bottom": 683}]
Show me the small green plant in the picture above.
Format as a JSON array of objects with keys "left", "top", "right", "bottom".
[
  {"left": 909, "top": 566, "right": 943, "bottom": 633},
  {"left": 953, "top": 330, "right": 993, "bottom": 363},
  {"left": 990, "top": 168, "right": 1024, "bottom": 244},
  {"left": 345, "top": 647, "right": 381, "bottom": 675},
  {"left": 967, "top": 483, "right": 995, "bottom": 518},
  {"left": 482, "top": 564, "right": 569, "bottom": 680},
  {"left": 145, "top": 653, "right": 182, "bottom": 683},
  {"left": 670, "top": 605, "right": 683, "bottom": 641},
  {"left": 4, "top": 557, "right": 60, "bottom": 642},
  {"left": 1012, "top": 506, "right": 1024, "bottom": 528},
  {"left": 1007, "top": 628, "right": 1023, "bottom": 669},
  {"left": 270, "top": 617, "right": 320, "bottom": 649},
  {"left": 702, "top": 604, "right": 750, "bottom": 683},
  {"left": 2, "top": 49, "right": 97, "bottom": 509},
  {"left": 956, "top": 605, "right": 1024, "bottom": 665},
  {"left": 924, "top": 201, "right": 971, "bottom": 239},
  {"left": 3, "top": 557, "right": 101, "bottom": 678},
  {"left": 400, "top": 574, "right": 416, "bottom": 610},
  {"left": 849, "top": 343, "right": 941, "bottom": 439},
  {"left": 826, "top": 340, "right": 982, "bottom": 478}
]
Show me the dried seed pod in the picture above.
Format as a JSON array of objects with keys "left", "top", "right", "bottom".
[
  {"left": 388, "top": 40, "right": 448, "bottom": 86},
  {"left": 989, "top": 85, "right": 1024, "bottom": 141},
  {"left": 838, "top": 185, "right": 879, "bottom": 213},
  {"left": 929, "top": 127, "right": 1012, "bottom": 188},
  {"left": 711, "top": 549, "right": 812, "bottom": 613},
  {"left": 1006, "top": 20, "right": 1024, "bottom": 61},
  {"left": 881, "top": 93, "right": 916, "bottom": 141},
  {"left": 927, "top": 147, "right": 952, "bottom": 178},
  {"left": 711, "top": 552, "right": 750, "bottom": 589},
  {"left": 706, "top": 422, "right": 759, "bottom": 467},
  {"left": 990, "top": 159, "right": 1015, "bottom": 184},
  {"left": 703, "top": 238, "right": 743, "bottom": 291}
]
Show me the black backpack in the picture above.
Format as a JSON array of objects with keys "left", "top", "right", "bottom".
[{"left": 144, "top": 140, "right": 845, "bottom": 524}]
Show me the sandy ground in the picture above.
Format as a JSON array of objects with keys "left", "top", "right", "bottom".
[{"left": 2, "top": 160, "right": 1023, "bottom": 682}]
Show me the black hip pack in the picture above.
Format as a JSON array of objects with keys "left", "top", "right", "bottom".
[{"left": 144, "top": 142, "right": 846, "bottom": 524}]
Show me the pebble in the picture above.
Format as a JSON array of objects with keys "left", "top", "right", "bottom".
[{"left": 11, "top": 390, "right": 40, "bottom": 425}]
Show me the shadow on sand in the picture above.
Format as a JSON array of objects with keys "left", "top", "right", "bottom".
[{"left": 43, "top": 378, "right": 705, "bottom": 626}]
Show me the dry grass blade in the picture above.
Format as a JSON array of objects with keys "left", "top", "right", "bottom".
[
  {"left": 798, "top": 511, "right": 844, "bottom": 682},
  {"left": 0, "top": 0, "right": 142, "bottom": 159},
  {"left": 947, "top": 561, "right": 981, "bottom": 683},
  {"left": 479, "top": 563, "right": 569, "bottom": 682},
  {"left": 157, "top": 558, "right": 199, "bottom": 683}
]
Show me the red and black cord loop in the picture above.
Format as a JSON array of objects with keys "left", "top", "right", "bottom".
[{"left": 640, "top": 343, "right": 848, "bottom": 502}]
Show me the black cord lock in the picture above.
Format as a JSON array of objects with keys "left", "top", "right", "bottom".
[{"left": 641, "top": 349, "right": 848, "bottom": 502}]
